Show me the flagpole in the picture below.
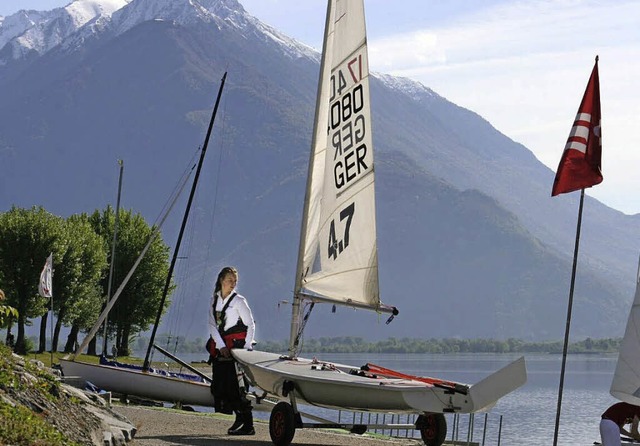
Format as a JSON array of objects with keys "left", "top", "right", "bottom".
[
  {"left": 50, "top": 288, "right": 53, "bottom": 366},
  {"left": 552, "top": 188, "right": 585, "bottom": 446},
  {"left": 49, "top": 255, "right": 54, "bottom": 367}
]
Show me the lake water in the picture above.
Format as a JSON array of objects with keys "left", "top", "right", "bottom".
[{"left": 150, "top": 350, "right": 619, "bottom": 445}]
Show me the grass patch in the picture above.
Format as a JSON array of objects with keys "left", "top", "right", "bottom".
[
  {"left": 0, "top": 400, "right": 81, "bottom": 446},
  {"left": 0, "top": 344, "right": 82, "bottom": 446},
  {"left": 24, "top": 350, "right": 187, "bottom": 370}
]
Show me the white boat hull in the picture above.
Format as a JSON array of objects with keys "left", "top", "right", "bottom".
[
  {"left": 233, "top": 350, "right": 526, "bottom": 414},
  {"left": 59, "top": 358, "right": 215, "bottom": 407}
]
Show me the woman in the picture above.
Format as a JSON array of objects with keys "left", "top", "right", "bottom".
[
  {"left": 600, "top": 401, "right": 640, "bottom": 445},
  {"left": 208, "top": 266, "right": 256, "bottom": 436}
]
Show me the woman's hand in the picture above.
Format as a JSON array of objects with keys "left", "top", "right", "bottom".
[
  {"left": 632, "top": 415, "right": 640, "bottom": 440},
  {"left": 219, "top": 347, "right": 231, "bottom": 358}
]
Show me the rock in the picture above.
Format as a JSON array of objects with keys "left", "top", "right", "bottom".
[
  {"left": 59, "top": 383, "right": 138, "bottom": 445},
  {"left": 0, "top": 350, "right": 137, "bottom": 446}
]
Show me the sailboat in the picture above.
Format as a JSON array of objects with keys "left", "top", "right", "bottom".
[
  {"left": 610, "top": 256, "right": 640, "bottom": 405},
  {"left": 232, "top": 1, "right": 527, "bottom": 444},
  {"left": 59, "top": 73, "right": 229, "bottom": 408}
]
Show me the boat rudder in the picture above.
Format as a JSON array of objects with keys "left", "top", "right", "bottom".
[{"left": 468, "top": 356, "right": 527, "bottom": 412}]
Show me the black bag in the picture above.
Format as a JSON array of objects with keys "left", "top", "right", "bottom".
[{"left": 205, "top": 336, "right": 217, "bottom": 356}]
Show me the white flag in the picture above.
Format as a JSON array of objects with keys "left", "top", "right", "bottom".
[{"left": 38, "top": 253, "right": 53, "bottom": 298}]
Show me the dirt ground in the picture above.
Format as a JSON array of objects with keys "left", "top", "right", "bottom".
[{"left": 115, "top": 405, "right": 424, "bottom": 446}]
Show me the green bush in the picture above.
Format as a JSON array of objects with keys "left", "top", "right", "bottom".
[
  {"left": 0, "top": 344, "right": 80, "bottom": 446},
  {"left": 0, "top": 401, "right": 77, "bottom": 446}
]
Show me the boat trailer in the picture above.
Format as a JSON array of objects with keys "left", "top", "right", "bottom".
[{"left": 265, "top": 379, "right": 448, "bottom": 446}]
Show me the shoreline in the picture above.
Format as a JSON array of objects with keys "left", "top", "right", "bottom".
[{"left": 114, "top": 405, "right": 423, "bottom": 445}]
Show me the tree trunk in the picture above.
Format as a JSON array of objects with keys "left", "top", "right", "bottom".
[
  {"left": 38, "top": 312, "right": 48, "bottom": 353},
  {"left": 64, "top": 324, "right": 80, "bottom": 353},
  {"left": 14, "top": 286, "right": 29, "bottom": 355},
  {"left": 5, "top": 317, "right": 14, "bottom": 347},
  {"left": 52, "top": 306, "right": 66, "bottom": 352},
  {"left": 120, "top": 324, "right": 131, "bottom": 357},
  {"left": 87, "top": 337, "right": 97, "bottom": 356},
  {"left": 15, "top": 313, "right": 27, "bottom": 355},
  {"left": 116, "top": 328, "right": 122, "bottom": 355}
]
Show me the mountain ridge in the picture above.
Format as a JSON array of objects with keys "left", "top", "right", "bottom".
[{"left": 0, "top": 0, "right": 637, "bottom": 343}]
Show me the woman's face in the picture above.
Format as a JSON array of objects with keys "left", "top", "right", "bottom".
[{"left": 220, "top": 272, "right": 238, "bottom": 296}]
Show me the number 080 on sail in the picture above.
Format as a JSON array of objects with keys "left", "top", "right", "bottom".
[{"left": 330, "top": 51, "right": 371, "bottom": 192}]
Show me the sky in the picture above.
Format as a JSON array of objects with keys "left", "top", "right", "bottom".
[{"left": 2, "top": 0, "right": 639, "bottom": 214}]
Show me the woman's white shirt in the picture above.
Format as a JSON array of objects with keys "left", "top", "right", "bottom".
[{"left": 208, "top": 289, "right": 255, "bottom": 349}]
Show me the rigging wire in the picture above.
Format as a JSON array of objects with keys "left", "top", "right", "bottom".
[
  {"left": 163, "top": 208, "right": 195, "bottom": 356},
  {"left": 150, "top": 150, "right": 201, "bottom": 229},
  {"left": 187, "top": 80, "right": 230, "bottom": 338},
  {"left": 164, "top": 164, "right": 198, "bottom": 352},
  {"left": 293, "top": 301, "right": 315, "bottom": 354},
  {"left": 159, "top": 75, "right": 231, "bottom": 355},
  {"left": 154, "top": 147, "right": 201, "bottom": 353},
  {"left": 74, "top": 159, "right": 196, "bottom": 359},
  {"left": 152, "top": 150, "right": 198, "bottom": 361}
]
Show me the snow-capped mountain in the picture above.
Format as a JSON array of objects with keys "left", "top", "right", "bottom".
[
  {"left": 377, "top": 73, "right": 439, "bottom": 102},
  {"left": 0, "top": 9, "right": 49, "bottom": 50},
  {"left": 109, "top": 0, "right": 315, "bottom": 58},
  {"left": 110, "top": 0, "right": 247, "bottom": 33},
  {"left": 0, "top": 0, "right": 128, "bottom": 60},
  {"left": 0, "top": 0, "right": 316, "bottom": 65},
  {"left": 1, "top": 0, "right": 639, "bottom": 342}
]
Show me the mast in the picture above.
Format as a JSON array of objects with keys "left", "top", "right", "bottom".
[
  {"left": 143, "top": 72, "right": 227, "bottom": 371},
  {"left": 289, "top": 0, "right": 333, "bottom": 357},
  {"left": 102, "top": 159, "right": 124, "bottom": 356}
]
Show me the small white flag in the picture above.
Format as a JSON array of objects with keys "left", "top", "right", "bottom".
[{"left": 38, "top": 253, "right": 53, "bottom": 298}]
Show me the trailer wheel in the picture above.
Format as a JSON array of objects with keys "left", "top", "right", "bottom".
[
  {"left": 269, "top": 402, "right": 296, "bottom": 446},
  {"left": 350, "top": 424, "right": 367, "bottom": 435},
  {"left": 416, "top": 413, "right": 447, "bottom": 446}
]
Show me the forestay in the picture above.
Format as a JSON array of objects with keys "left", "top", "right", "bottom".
[
  {"left": 610, "top": 256, "right": 640, "bottom": 405},
  {"left": 297, "top": 0, "right": 383, "bottom": 311}
]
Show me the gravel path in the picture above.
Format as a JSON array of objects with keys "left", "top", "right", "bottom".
[{"left": 115, "top": 405, "right": 424, "bottom": 446}]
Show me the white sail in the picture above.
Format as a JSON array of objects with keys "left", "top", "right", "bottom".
[
  {"left": 610, "top": 255, "right": 640, "bottom": 405},
  {"left": 297, "top": 0, "right": 381, "bottom": 310},
  {"left": 235, "top": 0, "right": 526, "bottom": 421}
]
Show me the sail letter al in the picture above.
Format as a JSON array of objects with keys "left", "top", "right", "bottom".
[
  {"left": 551, "top": 57, "right": 603, "bottom": 196},
  {"left": 38, "top": 253, "right": 53, "bottom": 298}
]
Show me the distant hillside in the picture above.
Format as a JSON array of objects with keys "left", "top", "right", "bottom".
[{"left": 1, "top": 0, "right": 638, "bottom": 342}]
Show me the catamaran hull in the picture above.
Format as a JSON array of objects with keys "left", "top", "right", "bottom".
[
  {"left": 233, "top": 350, "right": 526, "bottom": 414},
  {"left": 59, "top": 359, "right": 214, "bottom": 407}
]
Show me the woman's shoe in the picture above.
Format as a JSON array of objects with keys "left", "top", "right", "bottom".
[
  {"left": 228, "top": 425, "right": 255, "bottom": 436},
  {"left": 227, "top": 413, "right": 243, "bottom": 434}
]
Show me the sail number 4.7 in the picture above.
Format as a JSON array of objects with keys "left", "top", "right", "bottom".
[{"left": 328, "top": 203, "right": 355, "bottom": 260}]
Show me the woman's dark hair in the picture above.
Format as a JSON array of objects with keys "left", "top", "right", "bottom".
[{"left": 214, "top": 266, "right": 238, "bottom": 295}]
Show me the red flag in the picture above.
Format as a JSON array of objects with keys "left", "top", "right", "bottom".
[{"left": 551, "top": 57, "right": 603, "bottom": 196}]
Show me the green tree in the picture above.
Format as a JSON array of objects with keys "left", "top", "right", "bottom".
[
  {"left": 0, "top": 289, "right": 18, "bottom": 329},
  {"left": 0, "top": 207, "right": 65, "bottom": 354},
  {"left": 86, "top": 208, "right": 172, "bottom": 356},
  {"left": 49, "top": 214, "right": 106, "bottom": 353},
  {"left": 584, "top": 337, "right": 594, "bottom": 351}
]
